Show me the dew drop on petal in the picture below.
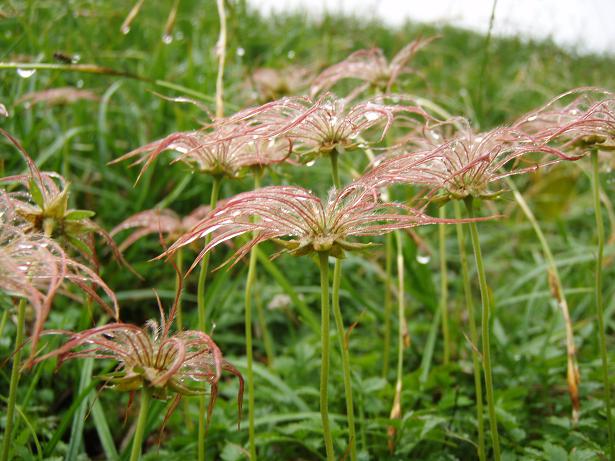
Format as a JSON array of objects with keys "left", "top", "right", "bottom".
[
  {"left": 306, "top": 160, "right": 316, "bottom": 167},
  {"left": 16, "top": 68, "right": 36, "bottom": 79},
  {"left": 527, "top": 115, "right": 537, "bottom": 122},
  {"left": 364, "top": 111, "right": 381, "bottom": 122},
  {"left": 162, "top": 34, "right": 173, "bottom": 44},
  {"left": 416, "top": 254, "right": 430, "bottom": 264}
]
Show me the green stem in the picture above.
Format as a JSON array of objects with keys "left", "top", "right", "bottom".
[
  {"left": 330, "top": 150, "right": 341, "bottom": 189},
  {"left": 129, "top": 387, "right": 151, "bottom": 461},
  {"left": 592, "top": 150, "right": 614, "bottom": 460},
  {"left": 1, "top": 299, "right": 26, "bottom": 461},
  {"left": 332, "top": 260, "right": 357, "bottom": 461},
  {"left": 465, "top": 198, "right": 501, "bottom": 461},
  {"left": 244, "top": 173, "right": 261, "bottom": 461},
  {"left": 318, "top": 252, "right": 335, "bottom": 461},
  {"left": 454, "top": 201, "right": 486, "bottom": 461},
  {"left": 382, "top": 232, "right": 393, "bottom": 378},
  {"left": 438, "top": 207, "right": 450, "bottom": 364},
  {"left": 197, "top": 176, "right": 222, "bottom": 461},
  {"left": 215, "top": 0, "right": 227, "bottom": 118}
]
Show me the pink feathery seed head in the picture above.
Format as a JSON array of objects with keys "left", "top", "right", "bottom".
[
  {"left": 0, "top": 129, "right": 134, "bottom": 274},
  {"left": 32, "top": 307, "right": 244, "bottom": 426},
  {"left": 310, "top": 35, "right": 438, "bottom": 99},
  {"left": 361, "top": 125, "right": 582, "bottom": 201},
  {"left": 16, "top": 87, "right": 99, "bottom": 108},
  {"left": 161, "top": 182, "right": 493, "bottom": 273},
  {"left": 111, "top": 205, "right": 216, "bottom": 252},
  {"left": 513, "top": 87, "right": 615, "bottom": 152},
  {"left": 249, "top": 65, "right": 314, "bottom": 103},
  {"left": 0, "top": 218, "right": 119, "bottom": 362}
]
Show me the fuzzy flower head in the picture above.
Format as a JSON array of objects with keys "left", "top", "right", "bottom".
[
  {"left": 310, "top": 36, "right": 436, "bottom": 99},
  {"left": 249, "top": 66, "right": 313, "bottom": 102},
  {"left": 363, "top": 123, "right": 580, "bottom": 201},
  {"left": 162, "top": 183, "right": 473, "bottom": 272},
  {"left": 514, "top": 87, "right": 615, "bottom": 153},
  {"left": 112, "top": 120, "right": 292, "bottom": 182},
  {"left": 0, "top": 129, "right": 125, "bottom": 266},
  {"left": 0, "top": 206, "right": 119, "bottom": 360},
  {"left": 34, "top": 299, "right": 243, "bottom": 425},
  {"left": 111, "top": 205, "right": 212, "bottom": 252}
]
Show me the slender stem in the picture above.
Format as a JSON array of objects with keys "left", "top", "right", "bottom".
[
  {"left": 454, "top": 201, "right": 486, "bottom": 461},
  {"left": 465, "top": 198, "right": 501, "bottom": 461},
  {"left": 330, "top": 150, "right": 341, "bottom": 189},
  {"left": 438, "top": 207, "right": 450, "bottom": 364},
  {"left": 197, "top": 177, "right": 222, "bottom": 461},
  {"left": 388, "top": 230, "right": 406, "bottom": 452},
  {"left": 244, "top": 173, "right": 261, "bottom": 461},
  {"left": 382, "top": 232, "right": 393, "bottom": 378},
  {"left": 129, "top": 387, "right": 151, "bottom": 461},
  {"left": 507, "top": 178, "right": 580, "bottom": 422},
  {"left": 592, "top": 150, "right": 614, "bottom": 460},
  {"left": 332, "top": 260, "right": 357, "bottom": 461},
  {"left": 1, "top": 299, "right": 26, "bottom": 461},
  {"left": 215, "top": 0, "right": 227, "bottom": 119},
  {"left": 318, "top": 252, "right": 335, "bottom": 461},
  {"left": 175, "top": 249, "right": 184, "bottom": 331}
]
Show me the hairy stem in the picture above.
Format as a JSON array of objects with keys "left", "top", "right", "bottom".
[
  {"left": 465, "top": 198, "right": 501, "bottom": 461},
  {"left": 215, "top": 0, "right": 227, "bottom": 119},
  {"left": 507, "top": 178, "right": 580, "bottom": 422},
  {"left": 244, "top": 173, "right": 261, "bottom": 460},
  {"left": 332, "top": 259, "right": 357, "bottom": 461},
  {"left": 592, "top": 150, "right": 614, "bottom": 460},
  {"left": 318, "top": 252, "right": 335, "bottom": 461},
  {"left": 197, "top": 177, "right": 221, "bottom": 461},
  {"left": 454, "top": 201, "right": 486, "bottom": 461},
  {"left": 129, "top": 387, "right": 151, "bottom": 461},
  {"left": 1, "top": 299, "right": 26, "bottom": 461},
  {"left": 439, "top": 207, "right": 450, "bottom": 364}
]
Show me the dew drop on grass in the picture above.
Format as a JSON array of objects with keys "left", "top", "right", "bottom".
[
  {"left": 162, "top": 34, "right": 173, "bottom": 44},
  {"left": 236, "top": 47, "right": 245, "bottom": 57},
  {"left": 416, "top": 254, "right": 430, "bottom": 264},
  {"left": 16, "top": 68, "right": 36, "bottom": 78},
  {"left": 121, "top": 25, "right": 131, "bottom": 35},
  {"left": 287, "top": 50, "right": 295, "bottom": 59},
  {"left": 306, "top": 160, "right": 316, "bottom": 167}
]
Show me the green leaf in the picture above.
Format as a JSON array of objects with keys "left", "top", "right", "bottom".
[
  {"left": 28, "top": 178, "right": 44, "bottom": 208},
  {"left": 65, "top": 209, "right": 96, "bottom": 221}
]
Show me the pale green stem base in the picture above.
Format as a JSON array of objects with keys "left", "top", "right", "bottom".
[
  {"left": 465, "top": 198, "right": 501, "bottom": 461},
  {"left": 592, "top": 150, "right": 614, "bottom": 460},
  {"left": 454, "top": 201, "right": 486, "bottom": 461},
  {"left": 439, "top": 207, "right": 450, "bottom": 364},
  {"left": 332, "top": 260, "right": 357, "bottom": 461},
  {"left": 318, "top": 252, "right": 335, "bottom": 461},
  {"left": 129, "top": 387, "right": 151, "bottom": 461},
  {"left": 1, "top": 299, "right": 26, "bottom": 461}
]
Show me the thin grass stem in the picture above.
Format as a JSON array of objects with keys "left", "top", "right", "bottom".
[
  {"left": 318, "top": 252, "right": 335, "bottom": 461},
  {"left": 215, "top": 0, "right": 227, "bottom": 119},
  {"left": 439, "top": 207, "right": 450, "bottom": 364},
  {"left": 454, "top": 200, "right": 486, "bottom": 461},
  {"left": 382, "top": 232, "right": 393, "bottom": 378},
  {"left": 465, "top": 198, "right": 501, "bottom": 461}
]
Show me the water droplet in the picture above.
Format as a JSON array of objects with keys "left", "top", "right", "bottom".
[
  {"left": 76, "top": 79, "right": 84, "bottom": 88},
  {"left": 527, "top": 115, "right": 537, "bottom": 122},
  {"left": 306, "top": 160, "right": 316, "bottom": 167},
  {"left": 175, "top": 31, "right": 184, "bottom": 41},
  {"left": 162, "top": 34, "right": 173, "bottom": 44},
  {"left": 287, "top": 50, "right": 295, "bottom": 59},
  {"left": 121, "top": 25, "right": 131, "bottom": 35},
  {"left": 236, "top": 47, "right": 245, "bottom": 57},
  {"left": 364, "top": 111, "right": 381, "bottom": 122},
  {"left": 416, "top": 254, "right": 430, "bottom": 264},
  {"left": 16, "top": 68, "right": 36, "bottom": 79},
  {"left": 72, "top": 54, "right": 81, "bottom": 63}
]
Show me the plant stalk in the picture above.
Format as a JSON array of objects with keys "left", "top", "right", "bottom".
[
  {"left": 197, "top": 176, "right": 222, "bottom": 461},
  {"left": 592, "top": 150, "right": 614, "bottom": 460},
  {"left": 332, "top": 259, "right": 357, "bottom": 461},
  {"left": 318, "top": 252, "right": 335, "bottom": 461},
  {"left": 382, "top": 232, "right": 393, "bottom": 378},
  {"left": 244, "top": 173, "right": 261, "bottom": 460},
  {"left": 215, "top": 0, "right": 227, "bottom": 119},
  {"left": 465, "top": 198, "right": 501, "bottom": 461},
  {"left": 1, "top": 298, "right": 26, "bottom": 461},
  {"left": 454, "top": 200, "right": 486, "bottom": 461},
  {"left": 439, "top": 207, "right": 450, "bottom": 364},
  {"left": 129, "top": 387, "right": 151, "bottom": 461}
]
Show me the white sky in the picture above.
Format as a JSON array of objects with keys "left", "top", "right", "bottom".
[{"left": 248, "top": 0, "right": 615, "bottom": 56}]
